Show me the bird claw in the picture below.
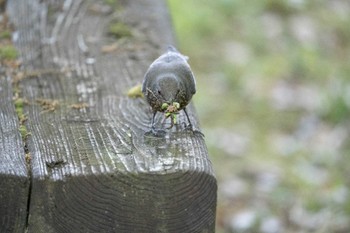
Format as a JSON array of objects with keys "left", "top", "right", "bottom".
[
  {"left": 184, "top": 124, "right": 205, "bottom": 137},
  {"left": 144, "top": 127, "right": 166, "bottom": 137}
]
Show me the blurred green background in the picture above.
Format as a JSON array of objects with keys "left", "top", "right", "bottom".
[{"left": 167, "top": 0, "right": 350, "bottom": 232}]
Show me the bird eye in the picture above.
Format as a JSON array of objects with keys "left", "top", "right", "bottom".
[{"left": 158, "top": 90, "right": 162, "bottom": 95}]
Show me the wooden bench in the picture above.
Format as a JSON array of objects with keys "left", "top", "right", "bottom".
[{"left": 0, "top": 0, "right": 217, "bottom": 232}]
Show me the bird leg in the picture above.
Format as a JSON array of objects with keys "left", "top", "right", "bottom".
[
  {"left": 151, "top": 111, "right": 157, "bottom": 130},
  {"left": 183, "top": 108, "right": 204, "bottom": 137},
  {"left": 147, "top": 111, "right": 166, "bottom": 137},
  {"left": 183, "top": 107, "right": 193, "bottom": 129}
]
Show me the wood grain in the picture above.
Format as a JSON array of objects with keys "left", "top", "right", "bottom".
[
  {"left": 6, "top": 0, "right": 217, "bottom": 232},
  {"left": 0, "top": 70, "right": 29, "bottom": 232}
]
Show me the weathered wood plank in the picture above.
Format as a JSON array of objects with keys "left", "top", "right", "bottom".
[
  {"left": 7, "top": 0, "right": 217, "bottom": 232},
  {"left": 0, "top": 70, "right": 29, "bottom": 232}
]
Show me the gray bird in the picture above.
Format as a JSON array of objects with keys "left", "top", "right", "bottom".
[{"left": 142, "top": 46, "right": 197, "bottom": 134}]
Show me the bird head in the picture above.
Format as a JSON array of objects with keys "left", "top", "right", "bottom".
[{"left": 154, "top": 74, "right": 181, "bottom": 105}]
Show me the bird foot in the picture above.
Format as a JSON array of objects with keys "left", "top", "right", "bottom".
[
  {"left": 144, "top": 127, "right": 166, "bottom": 137},
  {"left": 184, "top": 124, "right": 205, "bottom": 137}
]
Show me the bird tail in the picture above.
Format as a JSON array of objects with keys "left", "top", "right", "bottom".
[
  {"left": 167, "top": 45, "right": 179, "bottom": 53},
  {"left": 167, "top": 45, "right": 189, "bottom": 60}
]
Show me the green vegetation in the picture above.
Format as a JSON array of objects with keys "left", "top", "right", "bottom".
[
  {"left": 104, "top": 0, "right": 119, "bottom": 9},
  {"left": 18, "top": 124, "right": 28, "bottom": 139},
  {"left": 168, "top": 0, "right": 350, "bottom": 232},
  {"left": 127, "top": 84, "right": 143, "bottom": 98},
  {"left": 0, "top": 44, "right": 18, "bottom": 60},
  {"left": 14, "top": 98, "right": 25, "bottom": 115},
  {"left": 14, "top": 97, "right": 29, "bottom": 139},
  {"left": 108, "top": 21, "right": 132, "bottom": 39},
  {"left": 0, "top": 30, "right": 11, "bottom": 40}
]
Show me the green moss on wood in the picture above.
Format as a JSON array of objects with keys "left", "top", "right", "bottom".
[
  {"left": 0, "top": 45, "right": 18, "bottom": 60},
  {"left": 108, "top": 22, "right": 132, "bottom": 39},
  {"left": 14, "top": 98, "right": 29, "bottom": 136},
  {"left": 14, "top": 98, "right": 25, "bottom": 117},
  {"left": 14, "top": 97, "right": 25, "bottom": 110},
  {"left": 18, "top": 125, "right": 28, "bottom": 139},
  {"left": 0, "top": 30, "right": 12, "bottom": 40},
  {"left": 104, "top": 0, "right": 119, "bottom": 8},
  {"left": 127, "top": 84, "right": 143, "bottom": 98},
  {"left": 104, "top": 0, "right": 116, "bottom": 5}
]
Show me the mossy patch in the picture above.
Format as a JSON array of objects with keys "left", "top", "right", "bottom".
[
  {"left": 0, "top": 30, "right": 11, "bottom": 40},
  {"left": 108, "top": 22, "right": 132, "bottom": 39},
  {"left": 13, "top": 97, "right": 30, "bottom": 140},
  {"left": 0, "top": 45, "right": 18, "bottom": 60},
  {"left": 104, "top": 0, "right": 116, "bottom": 5},
  {"left": 18, "top": 125, "right": 29, "bottom": 139},
  {"left": 104, "top": 0, "right": 120, "bottom": 9},
  {"left": 14, "top": 97, "right": 29, "bottom": 124},
  {"left": 14, "top": 97, "right": 25, "bottom": 114},
  {"left": 127, "top": 84, "right": 143, "bottom": 98}
]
